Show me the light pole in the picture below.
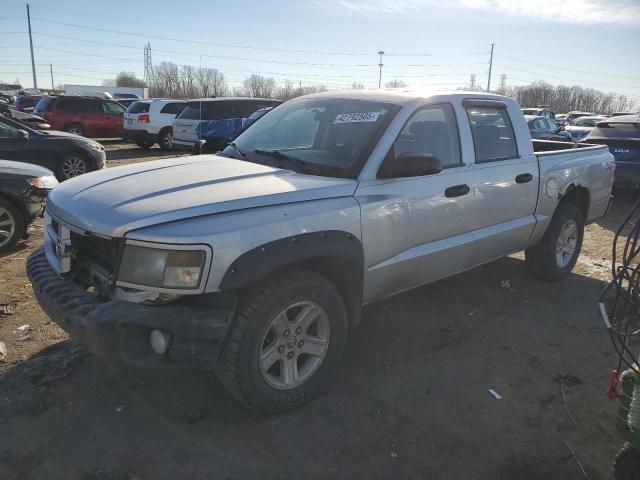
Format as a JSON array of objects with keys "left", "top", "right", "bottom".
[{"left": 378, "top": 50, "right": 385, "bottom": 88}]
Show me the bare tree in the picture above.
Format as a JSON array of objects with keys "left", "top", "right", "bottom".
[
  {"left": 242, "top": 74, "right": 276, "bottom": 98},
  {"left": 385, "top": 79, "right": 407, "bottom": 88},
  {"left": 180, "top": 65, "right": 198, "bottom": 98},
  {"left": 197, "top": 68, "right": 227, "bottom": 97},
  {"left": 115, "top": 71, "right": 145, "bottom": 88},
  {"left": 276, "top": 79, "right": 297, "bottom": 101},
  {"left": 351, "top": 81, "right": 365, "bottom": 89}
]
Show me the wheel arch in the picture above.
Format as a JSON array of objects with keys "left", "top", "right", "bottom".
[
  {"left": 558, "top": 183, "right": 590, "bottom": 222},
  {"left": 219, "top": 231, "right": 364, "bottom": 325}
]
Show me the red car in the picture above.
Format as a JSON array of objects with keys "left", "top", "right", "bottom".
[{"left": 34, "top": 96, "right": 125, "bottom": 137}]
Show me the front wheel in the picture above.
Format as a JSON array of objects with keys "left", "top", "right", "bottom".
[
  {"left": 136, "top": 140, "right": 154, "bottom": 149},
  {"left": 525, "top": 203, "right": 584, "bottom": 280},
  {"left": 0, "top": 197, "right": 24, "bottom": 253},
  {"left": 58, "top": 152, "right": 90, "bottom": 180},
  {"left": 215, "top": 268, "right": 348, "bottom": 414}
]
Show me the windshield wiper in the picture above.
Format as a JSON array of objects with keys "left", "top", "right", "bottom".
[
  {"left": 229, "top": 141, "right": 245, "bottom": 159},
  {"left": 254, "top": 149, "right": 310, "bottom": 173}
]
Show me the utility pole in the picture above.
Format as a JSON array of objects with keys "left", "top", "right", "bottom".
[
  {"left": 26, "top": 4, "right": 38, "bottom": 92},
  {"left": 377, "top": 50, "right": 385, "bottom": 88},
  {"left": 486, "top": 43, "right": 494, "bottom": 92},
  {"left": 470, "top": 74, "right": 476, "bottom": 91},
  {"left": 49, "top": 63, "right": 54, "bottom": 91}
]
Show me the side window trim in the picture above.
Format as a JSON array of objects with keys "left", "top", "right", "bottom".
[
  {"left": 465, "top": 105, "right": 520, "bottom": 164},
  {"left": 381, "top": 102, "right": 464, "bottom": 175}
]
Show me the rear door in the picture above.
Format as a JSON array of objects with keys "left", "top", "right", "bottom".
[
  {"left": 465, "top": 100, "right": 538, "bottom": 262},
  {"left": 102, "top": 101, "right": 125, "bottom": 137},
  {"left": 79, "top": 100, "right": 105, "bottom": 137}
]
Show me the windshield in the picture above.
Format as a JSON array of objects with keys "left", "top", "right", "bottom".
[{"left": 225, "top": 97, "right": 400, "bottom": 179}]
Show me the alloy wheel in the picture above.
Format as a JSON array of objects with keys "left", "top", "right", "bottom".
[
  {"left": 0, "top": 207, "right": 16, "bottom": 249},
  {"left": 556, "top": 219, "right": 578, "bottom": 267},
  {"left": 259, "top": 301, "right": 330, "bottom": 390},
  {"left": 62, "top": 155, "right": 87, "bottom": 179}
]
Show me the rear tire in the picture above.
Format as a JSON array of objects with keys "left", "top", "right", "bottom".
[
  {"left": 159, "top": 128, "right": 173, "bottom": 151},
  {"left": 64, "top": 123, "right": 86, "bottom": 137},
  {"left": 215, "top": 268, "right": 348, "bottom": 414},
  {"left": 525, "top": 202, "right": 584, "bottom": 280},
  {"left": 0, "top": 197, "right": 24, "bottom": 253}
]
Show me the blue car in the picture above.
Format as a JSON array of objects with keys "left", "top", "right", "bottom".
[{"left": 585, "top": 115, "right": 640, "bottom": 185}]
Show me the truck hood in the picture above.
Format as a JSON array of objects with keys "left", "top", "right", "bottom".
[{"left": 47, "top": 155, "right": 358, "bottom": 237}]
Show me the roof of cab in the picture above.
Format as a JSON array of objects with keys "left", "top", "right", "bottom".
[{"left": 301, "top": 88, "right": 514, "bottom": 106}]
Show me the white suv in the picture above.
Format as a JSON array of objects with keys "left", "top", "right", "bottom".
[{"left": 123, "top": 99, "right": 186, "bottom": 150}]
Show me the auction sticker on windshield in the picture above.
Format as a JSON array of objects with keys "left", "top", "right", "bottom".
[{"left": 333, "top": 111, "right": 385, "bottom": 124}]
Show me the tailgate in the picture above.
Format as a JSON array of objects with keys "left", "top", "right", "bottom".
[{"left": 173, "top": 120, "right": 200, "bottom": 141}]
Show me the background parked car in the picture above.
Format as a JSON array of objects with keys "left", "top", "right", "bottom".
[
  {"left": 171, "top": 97, "right": 282, "bottom": 149},
  {"left": 122, "top": 99, "right": 185, "bottom": 149},
  {"left": 525, "top": 115, "right": 572, "bottom": 142},
  {"left": 34, "top": 96, "right": 125, "bottom": 138},
  {"left": 0, "top": 115, "right": 106, "bottom": 181},
  {"left": 0, "top": 92, "right": 15, "bottom": 104},
  {"left": 610, "top": 111, "right": 639, "bottom": 118},
  {"left": 116, "top": 98, "right": 139, "bottom": 109},
  {"left": 114, "top": 93, "right": 141, "bottom": 99},
  {"left": 564, "top": 111, "right": 596, "bottom": 124},
  {"left": 555, "top": 113, "right": 568, "bottom": 126},
  {"left": 522, "top": 106, "right": 555, "bottom": 118},
  {"left": 15, "top": 95, "right": 42, "bottom": 112},
  {"left": 585, "top": 115, "right": 640, "bottom": 186},
  {"left": 0, "top": 160, "right": 57, "bottom": 252},
  {"left": 564, "top": 116, "right": 607, "bottom": 142},
  {"left": 197, "top": 106, "right": 275, "bottom": 153}
]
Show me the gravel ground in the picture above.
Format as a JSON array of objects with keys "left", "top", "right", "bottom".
[{"left": 0, "top": 140, "right": 635, "bottom": 479}]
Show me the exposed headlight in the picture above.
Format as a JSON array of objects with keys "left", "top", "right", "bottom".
[
  {"left": 118, "top": 244, "right": 206, "bottom": 290},
  {"left": 27, "top": 175, "right": 59, "bottom": 190},
  {"left": 87, "top": 142, "right": 104, "bottom": 151}
]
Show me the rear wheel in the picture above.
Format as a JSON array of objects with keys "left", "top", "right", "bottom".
[
  {"left": 159, "top": 128, "right": 173, "bottom": 151},
  {"left": 136, "top": 139, "right": 154, "bottom": 148},
  {"left": 215, "top": 268, "right": 348, "bottom": 414},
  {"left": 525, "top": 203, "right": 584, "bottom": 280},
  {"left": 64, "top": 123, "right": 85, "bottom": 136},
  {"left": 0, "top": 197, "right": 24, "bottom": 253},
  {"left": 58, "top": 152, "right": 90, "bottom": 180}
]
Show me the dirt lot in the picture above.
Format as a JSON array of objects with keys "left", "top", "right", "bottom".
[{"left": 0, "top": 141, "right": 635, "bottom": 479}]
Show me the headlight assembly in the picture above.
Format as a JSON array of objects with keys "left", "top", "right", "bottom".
[
  {"left": 87, "top": 142, "right": 104, "bottom": 152},
  {"left": 117, "top": 244, "right": 207, "bottom": 290},
  {"left": 27, "top": 175, "right": 59, "bottom": 190}
]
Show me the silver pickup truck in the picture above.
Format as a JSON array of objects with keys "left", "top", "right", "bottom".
[{"left": 27, "top": 91, "right": 614, "bottom": 413}]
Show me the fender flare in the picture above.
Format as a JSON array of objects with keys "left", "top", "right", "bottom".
[{"left": 219, "top": 230, "right": 364, "bottom": 292}]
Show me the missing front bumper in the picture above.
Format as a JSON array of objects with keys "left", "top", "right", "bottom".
[{"left": 27, "top": 248, "right": 234, "bottom": 365}]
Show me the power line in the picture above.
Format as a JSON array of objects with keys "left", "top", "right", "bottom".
[{"left": 495, "top": 53, "right": 640, "bottom": 81}]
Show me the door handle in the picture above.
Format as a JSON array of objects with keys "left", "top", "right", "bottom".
[
  {"left": 515, "top": 173, "right": 533, "bottom": 183},
  {"left": 444, "top": 184, "right": 470, "bottom": 198}
]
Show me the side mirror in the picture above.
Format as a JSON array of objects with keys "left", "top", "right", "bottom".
[
  {"left": 378, "top": 152, "right": 443, "bottom": 179},
  {"left": 17, "top": 129, "right": 29, "bottom": 141}
]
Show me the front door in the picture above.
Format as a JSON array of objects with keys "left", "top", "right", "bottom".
[
  {"left": 465, "top": 102, "right": 538, "bottom": 263},
  {"left": 357, "top": 103, "right": 478, "bottom": 303},
  {"left": 102, "top": 101, "right": 125, "bottom": 137}
]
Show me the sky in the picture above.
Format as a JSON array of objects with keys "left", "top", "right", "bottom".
[{"left": 1, "top": 0, "right": 639, "bottom": 100}]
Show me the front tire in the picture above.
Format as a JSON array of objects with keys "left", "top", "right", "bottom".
[
  {"left": 525, "top": 203, "right": 584, "bottom": 280},
  {"left": 136, "top": 140, "right": 154, "bottom": 148},
  {"left": 58, "top": 152, "right": 90, "bottom": 181},
  {"left": 215, "top": 268, "right": 348, "bottom": 414},
  {"left": 0, "top": 197, "right": 24, "bottom": 253}
]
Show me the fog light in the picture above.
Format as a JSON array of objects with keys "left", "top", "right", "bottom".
[{"left": 150, "top": 329, "right": 171, "bottom": 355}]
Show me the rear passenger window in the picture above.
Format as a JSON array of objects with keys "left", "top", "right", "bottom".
[
  {"left": 466, "top": 106, "right": 518, "bottom": 162},
  {"left": 159, "top": 103, "right": 184, "bottom": 115},
  {"left": 103, "top": 102, "right": 125, "bottom": 114},
  {"left": 391, "top": 103, "right": 462, "bottom": 168},
  {"left": 128, "top": 102, "right": 150, "bottom": 114}
]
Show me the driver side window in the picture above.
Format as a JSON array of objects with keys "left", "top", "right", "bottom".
[
  {"left": 390, "top": 104, "right": 462, "bottom": 169},
  {"left": 0, "top": 121, "right": 20, "bottom": 139}
]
